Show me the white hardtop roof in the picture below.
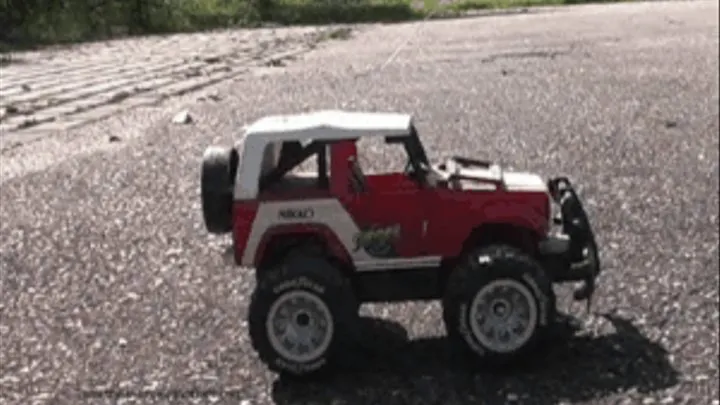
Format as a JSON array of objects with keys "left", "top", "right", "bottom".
[{"left": 243, "top": 110, "right": 414, "bottom": 141}]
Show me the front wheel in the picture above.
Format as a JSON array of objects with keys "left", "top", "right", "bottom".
[{"left": 442, "top": 245, "right": 556, "bottom": 368}]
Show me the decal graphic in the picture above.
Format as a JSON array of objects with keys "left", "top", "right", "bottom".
[
  {"left": 278, "top": 208, "right": 314, "bottom": 220},
  {"left": 353, "top": 225, "right": 401, "bottom": 258}
]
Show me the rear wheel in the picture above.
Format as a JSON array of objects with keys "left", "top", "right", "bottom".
[
  {"left": 248, "top": 254, "right": 359, "bottom": 379},
  {"left": 442, "top": 245, "right": 556, "bottom": 368}
]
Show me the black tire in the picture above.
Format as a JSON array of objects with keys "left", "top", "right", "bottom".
[
  {"left": 200, "top": 146, "right": 238, "bottom": 234},
  {"left": 248, "top": 253, "right": 359, "bottom": 379},
  {"left": 442, "top": 245, "right": 556, "bottom": 369}
]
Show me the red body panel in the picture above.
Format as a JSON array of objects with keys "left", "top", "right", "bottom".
[
  {"left": 422, "top": 189, "right": 549, "bottom": 258},
  {"left": 232, "top": 201, "right": 259, "bottom": 265},
  {"left": 341, "top": 173, "right": 426, "bottom": 258},
  {"left": 341, "top": 175, "right": 549, "bottom": 259},
  {"left": 232, "top": 139, "right": 551, "bottom": 269},
  {"left": 328, "top": 140, "right": 550, "bottom": 260}
]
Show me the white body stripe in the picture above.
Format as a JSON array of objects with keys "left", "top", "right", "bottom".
[
  {"left": 241, "top": 199, "right": 441, "bottom": 271},
  {"left": 241, "top": 199, "right": 366, "bottom": 265},
  {"left": 355, "top": 257, "right": 442, "bottom": 272}
]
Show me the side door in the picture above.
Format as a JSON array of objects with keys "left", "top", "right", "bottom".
[
  {"left": 343, "top": 183, "right": 426, "bottom": 262},
  {"left": 329, "top": 142, "right": 428, "bottom": 266}
]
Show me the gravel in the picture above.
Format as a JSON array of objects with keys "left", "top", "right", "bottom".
[{"left": 1, "top": 1, "right": 718, "bottom": 405}]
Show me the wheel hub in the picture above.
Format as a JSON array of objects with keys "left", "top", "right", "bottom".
[
  {"left": 295, "top": 311, "right": 311, "bottom": 327},
  {"left": 468, "top": 279, "right": 538, "bottom": 353},
  {"left": 266, "top": 290, "right": 334, "bottom": 364},
  {"left": 492, "top": 300, "right": 511, "bottom": 319}
]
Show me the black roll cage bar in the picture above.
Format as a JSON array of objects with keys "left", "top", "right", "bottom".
[{"left": 258, "top": 125, "right": 431, "bottom": 191}]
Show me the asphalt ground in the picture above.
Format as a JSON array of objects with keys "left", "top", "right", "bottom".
[{"left": 1, "top": 1, "right": 718, "bottom": 404}]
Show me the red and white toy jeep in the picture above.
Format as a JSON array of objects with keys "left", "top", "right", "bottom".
[{"left": 200, "top": 110, "right": 600, "bottom": 377}]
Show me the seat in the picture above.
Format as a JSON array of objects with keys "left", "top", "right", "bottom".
[{"left": 348, "top": 157, "right": 367, "bottom": 193}]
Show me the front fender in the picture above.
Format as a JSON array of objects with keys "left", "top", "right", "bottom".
[{"left": 477, "top": 201, "right": 549, "bottom": 236}]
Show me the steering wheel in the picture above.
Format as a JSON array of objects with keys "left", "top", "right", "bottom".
[
  {"left": 349, "top": 158, "right": 367, "bottom": 193},
  {"left": 405, "top": 160, "right": 432, "bottom": 184}
]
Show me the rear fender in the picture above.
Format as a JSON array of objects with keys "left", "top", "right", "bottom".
[{"left": 253, "top": 223, "right": 352, "bottom": 269}]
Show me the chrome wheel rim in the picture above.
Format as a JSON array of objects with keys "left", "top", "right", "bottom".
[
  {"left": 266, "top": 290, "right": 334, "bottom": 363},
  {"left": 469, "top": 279, "right": 538, "bottom": 353}
]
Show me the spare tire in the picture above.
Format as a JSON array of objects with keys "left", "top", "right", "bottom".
[{"left": 201, "top": 146, "right": 238, "bottom": 234}]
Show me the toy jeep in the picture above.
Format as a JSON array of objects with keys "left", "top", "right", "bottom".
[{"left": 200, "top": 110, "right": 600, "bottom": 377}]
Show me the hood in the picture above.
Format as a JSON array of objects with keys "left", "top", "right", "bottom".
[
  {"left": 437, "top": 157, "right": 548, "bottom": 193},
  {"left": 502, "top": 171, "right": 548, "bottom": 192}
]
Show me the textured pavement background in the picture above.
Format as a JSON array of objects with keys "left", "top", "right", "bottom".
[
  {"left": 0, "top": 26, "right": 341, "bottom": 150},
  {"left": 1, "top": 1, "right": 719, "bottom": 405}
]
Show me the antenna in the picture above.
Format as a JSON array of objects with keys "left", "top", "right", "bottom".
[{"left": 350, "top": 3, "right": 447, "bottom": 106}]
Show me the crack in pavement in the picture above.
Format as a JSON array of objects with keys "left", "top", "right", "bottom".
[{"left": 481, "top": 48, "right": 573, "bottom": 63}]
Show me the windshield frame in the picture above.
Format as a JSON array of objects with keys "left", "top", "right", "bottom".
[{"left": 386, "top": 124, "right": 431, "bottom": 185}]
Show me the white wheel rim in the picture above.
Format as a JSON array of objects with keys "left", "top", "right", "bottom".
[
  {"left": 266, "top": 290, "right": 334, "bottom": 363},
  {"left": 469, "top": 279, "right": 538, "bottom": 354}
]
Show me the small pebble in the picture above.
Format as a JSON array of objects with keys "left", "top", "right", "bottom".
[{"left": 172, "top": 110, "right": 193, "bottom": 124}]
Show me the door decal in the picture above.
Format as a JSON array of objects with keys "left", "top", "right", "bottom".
[{"left": 353, "top": 225, "right": 401, "bottom": 258}]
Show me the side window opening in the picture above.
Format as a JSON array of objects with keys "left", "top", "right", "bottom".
[
  {"left": 355, "top": 135, "right": 408, "bottom": 174},
  {"left": 348, "top": 155, "right": 367, "bottom": 193},
  {"left": 258, "top": 140, "right": 331, "bottom": 194}
]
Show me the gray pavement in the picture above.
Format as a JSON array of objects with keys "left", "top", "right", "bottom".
[
  {"left": 1, "top": 1, "right": 719, "bottom": 405},
  {"left": 0, "top": 26, "right": 336, "bottom": 148}
]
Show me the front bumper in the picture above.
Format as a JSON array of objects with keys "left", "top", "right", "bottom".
[{"left": 539, "top": 177, "right": 601, "bottom": 305}]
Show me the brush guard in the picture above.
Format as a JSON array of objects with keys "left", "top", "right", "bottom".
[{"left": 540, "top": 177, "right": 601, "bottom": 311}]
